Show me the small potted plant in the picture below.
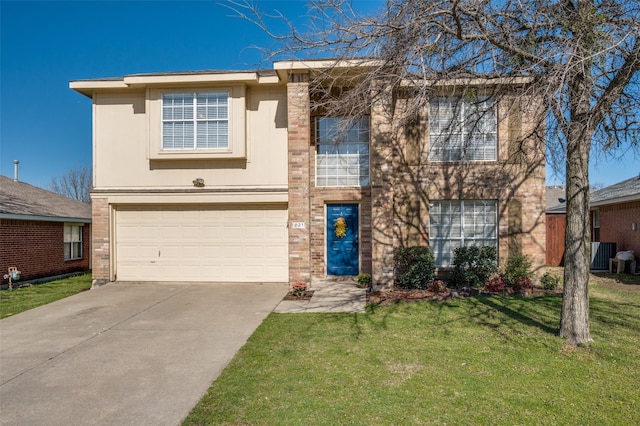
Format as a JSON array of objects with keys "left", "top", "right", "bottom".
[{"left": 356, "top": 273, "right": 372, "bottom": 288}]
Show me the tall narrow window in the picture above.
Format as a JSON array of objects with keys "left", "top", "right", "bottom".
[
  {"left": 429, "top": 200, "right": 497, "bottom": 267},
  {"left": 64, "top": 224, "right": 83, "bottom": 260},
  {"left": 592, "top": 210, "right": 600, "bottom": 242},
  {"left": 316, "top": 117, "right": 370, "bottom": 187},
  {"left": 429, "top": 97, "right": 497, "bottom": 162},
  {"left": 162, "top": 91, "right": 229, "bottom": 150}
]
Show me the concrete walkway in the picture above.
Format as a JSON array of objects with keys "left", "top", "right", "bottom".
[
  {"left": 0, "top": 282, "right": 288, "bottom": 426},
  {"left": 274, "top": 281, "right": 367, "bottom": 313}
]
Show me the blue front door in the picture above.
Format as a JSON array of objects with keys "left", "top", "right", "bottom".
[{"left": 327, "top": 204, "right": 359, "bottom": 275}]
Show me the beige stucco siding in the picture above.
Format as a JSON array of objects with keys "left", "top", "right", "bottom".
[
  {"left": 92, "top": 86, "right": 288, "bottom": 189},
  {"left": 93, "top": 91, "right": 148, "bottom": 189}
]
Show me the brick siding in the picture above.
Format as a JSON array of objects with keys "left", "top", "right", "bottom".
[
  {"left": 287, "top": 74, "right": 312, "bottom": 284},
  {"left": 91, "top": 197, "right": 110, "bottom": 285},
  {"left": 0, "top": 219, "right": 90, "bottom": 282},
  {"left": 598, "top": 201, "right": 640, "bottom": 256},
  {"left": 288, "top": 83, "right": 546, "bottom": 288}
]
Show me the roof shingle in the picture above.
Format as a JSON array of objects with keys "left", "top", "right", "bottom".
[
  {"left": 0, "top": 175, "right": 91, "bottom": 221},
  {"left": 590, "top": 174, "right": 640, "bottom": 206}
]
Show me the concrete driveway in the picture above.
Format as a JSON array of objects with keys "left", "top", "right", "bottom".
[{"left": 0, "top": 282, "right": 288, "bottom": 426}]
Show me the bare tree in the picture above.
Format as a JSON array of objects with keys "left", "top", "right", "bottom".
[
  {"left": 230, "top": 0, "right": 640, "bottom": 344},
  {"left": 49, "top": 165, "right": 92, "bottom": 203}
]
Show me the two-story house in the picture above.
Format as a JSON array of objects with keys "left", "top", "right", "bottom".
[{"left": 71, "top": 60, "right": 546, "bottom": 288}]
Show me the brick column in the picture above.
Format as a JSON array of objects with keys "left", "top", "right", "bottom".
[
  {"left": 91, "top": 197, "right": 110, "bottom": 286},
  {"left": 370, "top": 84, "right": 395, "bottom": 288},
  {"left": 287, "top": 73, "right": 311, "bottom": 284}
]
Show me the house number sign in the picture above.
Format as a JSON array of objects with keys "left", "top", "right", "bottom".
[{"left": 292, "top": 221, "right": 306, "bottom": 229}]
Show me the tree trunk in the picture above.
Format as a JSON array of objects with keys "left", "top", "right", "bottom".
[{"left": 560, "top": 92, "right": 594, "bottom": 345}]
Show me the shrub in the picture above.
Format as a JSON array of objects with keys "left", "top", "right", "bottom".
[
  {"left": 450, "top": 246, "right": 498, "bottom": 288},
  {"left": 357, "top": 273, "right": 372, "bottom": 288},
  {"left": 502, "top": 255, "right": 532, "bottom": 284},
  {"left": 394, "top": 246, "right": 436, "bottom": 289},
  {"left": 428, "top": 279, "right": 448, "bottom": 293},
  {"left": 484, "top": 277, "right": 507, "bottom": 293},
  {"left": 540, "top": 272, "right": 560, "bottom": 290},
  {"left": 511, "top": 276, "right": 533, "bottom": 292}
]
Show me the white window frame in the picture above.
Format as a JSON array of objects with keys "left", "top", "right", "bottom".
[
  {"left": 64, "top": 224, "right": 83, "bottom": 261},
  {"left": 161, "top": 91, "right": 229, "bottom": 151},
  {"left": 315, "top": 116, "right": 370, "bottom": 187},
  {"left": 429, "top": 96, "right": 497, "bottom": 162},
  {"left": 429, "top": 200, "right": 498, "bottom": 267},
  {"left": 592, "top": 209, "right": 600, "bottom": 242}
]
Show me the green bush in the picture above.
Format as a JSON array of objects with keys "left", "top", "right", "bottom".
[
  {"left": 502, "top": 254, "right": 532, "bottom": 285},
  {"left": 357, "top": 273, "right": 372, "bottom": 288},
  {"left": 540, "top": 272, "right": 560, "bottom": 290},
  {"left": 394, "top": 246, "right": 436, "bottom": 289},
  {"left": 450, "top": 246, "right": 498, "bottom": 288}
]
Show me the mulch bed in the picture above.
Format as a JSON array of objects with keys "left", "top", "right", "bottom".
[
  {"left": 282, "top": 291, "right": 315, "bottom": 301},
  {"left": 367, "top": 288, "right": 562, "bottom": 306},
  {"left": 367, "top": 290, "right": 454, "bottom": 306}
]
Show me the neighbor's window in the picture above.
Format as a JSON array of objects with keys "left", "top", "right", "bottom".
[
  {"left": 592, "top": 210, "right": 600, "bottom": 242},
  {"left": 316, "top": 116, "right": 370, "bottom": 187},
  {"left": 162, "top": 91, "right": 229, "bottom": 150},
  {"left": 64, "top": 224, "right": 83, "bottom": 260},
  {"left": 429, "top": 200, "right": 497, "bottom": 267},
  {"left": 429, "top": 97, "right": 497, "bottom": 162}
]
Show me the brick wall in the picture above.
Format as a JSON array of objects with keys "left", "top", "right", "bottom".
[
  {"left": 286, "top": 79, "right": 546, "bottom": 287},
  {"left": 598, "top": 201, "right": 640, "bottom": 256},
  {"left": 91, "top": 197, "right": 110, "bottom": 285},
  {"left": 288, "top": 75, "right": 376, "bottom": 285},
  {"left": 372, "top": 90, "right": 547, "bottom": 283},
  {"left": 370, "top": 85, "right": 397, "bottom": 287},
  {"left": 287, "top": 74, "right": 312, "bottom": 284},
  {"left": 0, "top": 219, "right": 90, "bottom": 282}
]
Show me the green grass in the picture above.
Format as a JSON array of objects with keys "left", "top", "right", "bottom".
[
  {"left": 184, "top": 274, "right": 640, "bottom": 425},
  {"left": 0, "top": 274, "right": 92, "bottom": 319}
]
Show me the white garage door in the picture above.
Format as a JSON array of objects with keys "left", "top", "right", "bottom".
[{"left": 115, "top": 205, "right": 288, "bottom": 282}]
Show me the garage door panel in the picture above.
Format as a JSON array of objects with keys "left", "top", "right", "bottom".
[
  {"left": 265, "top": 245, "right": 288, "bottom": 258},
  {"left": 115, "top": 205, "right": 288, "bottom": 282}
]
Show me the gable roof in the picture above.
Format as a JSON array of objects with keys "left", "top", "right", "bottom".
[
  {"left": 0, "top": 175, "right": 91, "bottom": 222},
  {"left": 590, "top": 174, "right": 640, "bottom": 207},
  {"left": 546, "top": 186, "right": 566, "bottom": 213}
]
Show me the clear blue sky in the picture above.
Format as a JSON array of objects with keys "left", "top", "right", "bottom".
[{"left": 1, "top": 0, "right": 637, "bottom": 190}]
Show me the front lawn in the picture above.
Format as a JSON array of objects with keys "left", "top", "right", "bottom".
[
  {"left": 184, "top": 273, "right": 640, "bottom": 425},
  {"left": 0, "top": 274, "right": 92, "bottom": 319}
]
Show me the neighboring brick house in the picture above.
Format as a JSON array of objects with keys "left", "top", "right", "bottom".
[
  {"left": 0, "top": 175, "right": 91, "bottom": 282},
  {"left": 70, "top": 60, "right": 546, "bottom": 288},
  {"left": 590, "top": 175, "right": 640, "bottom": 271}
]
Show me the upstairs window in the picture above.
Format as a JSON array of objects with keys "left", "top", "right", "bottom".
[
  {"left": 64, "top": 224, "right": 83, "bottom": 260},
  {"left": 316, "top": 117, "right": 370, "bottom": 187},
  {"left": 429, "top": 97, "right": 497, "bottom": 162},
  {"left": 162, "top": 91, "right": 229, "bottom": 150}
]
